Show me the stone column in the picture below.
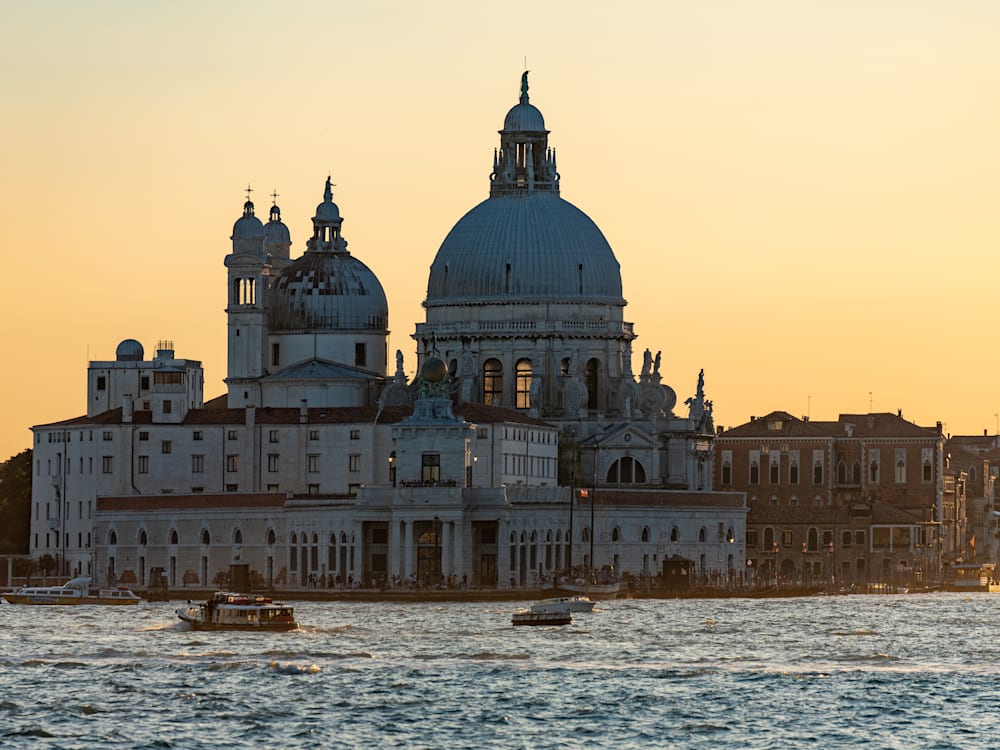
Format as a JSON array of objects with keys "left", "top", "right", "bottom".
[
  {"left": 497, "top": 518, "right": 511, "bottom": 590},
  {"left": 389, "top": 518, "right": 401, "bottom": 584},
  {"left": 402, "top": 520, "right": 413, "bottom": 581},
  {"left": 441, "top": 521, "right": 452, "bottom": 580}
]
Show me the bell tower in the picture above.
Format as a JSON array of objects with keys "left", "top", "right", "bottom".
[{"left": 225, "top": 187, "right": 269, "bottom": 406}]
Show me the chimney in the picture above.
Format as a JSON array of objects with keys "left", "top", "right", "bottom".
[{"left": 936, "top": 421, "right": 943, "bottom": 435}]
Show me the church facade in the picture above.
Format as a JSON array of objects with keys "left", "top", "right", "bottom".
[{"left": 29, "top": 75, "right": 746, "bottom": 592}]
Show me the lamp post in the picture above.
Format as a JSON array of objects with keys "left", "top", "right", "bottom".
[{"left": 772, "top": 541, "right": 780, "bottom": 587}]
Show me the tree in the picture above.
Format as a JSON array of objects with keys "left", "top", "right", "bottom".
[{"left": 0, "top": 449, "right": 31, "bottom": 554}]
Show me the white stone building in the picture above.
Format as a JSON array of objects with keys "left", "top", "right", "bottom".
[{"left": 29, "top": 74, "right": 746, "bottom": 591}]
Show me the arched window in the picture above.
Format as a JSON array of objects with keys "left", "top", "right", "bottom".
[
  {"left": 267, "top": 529, "right": 276, "bottom": 546},
  {"left": 763, "top": 527, "right": 775, "bottom": 550},
  {"left": 582, "top": 527, "right": 590, "bottom": 542},
  {"left": 170, "top": 529, "right": 179, "bottom": 545},
  {"left": 515, "top": 359, "right": 532, "bottom": 409},
  {"left": 969, "top": 465, "right": 977, "bottom": 483},
  {"left": 233, "top": 529, "right": 243, "bottom": 545},
  {"left": 670, "top": 526, "right": 679, "bottom": 543},
  {"left": 108, "top": 530, "right": 117, "bottom": 546},
  {"left": 607, "top": 457, "right": 647, "bottom": 485},
  {"left": 201, "top": 529, "right": 210, "bottom": 546},
  {"left": 641, "top": 527, "right": 650, "bottom": 543},
  {"left": 611, "top": 526, "right": 621, "bottom": 542},
  {"left": 852, "top": 462, "right": 862, "bottom": 484},
  {"left": 138, "top": 530, "right": 148, "bottom": 546},
  {"left": 870, "top": 460, "right": 879, "bottom": 483},
  {"left": 836, "top": 460, "right": 847, "bottom": 484},
  {"left": 290, "top": 532, "right": 298, "bottom": 546},
  {"left": 483, "top": 359, "right": 503, "bottom": 406},
  {"left": 726, "top": 527, "right": 735, "bottom": 543},
  {"left": 585, "top": 358, "right": 600, "bottom": 410},
  {"left": 698, "top": 527, "right": 707, "bottom": 543}
]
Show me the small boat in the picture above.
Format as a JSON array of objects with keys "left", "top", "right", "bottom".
[
  {"left": 176, "top": 592, "right": 298, "bottom": 631},
  {"left": 2, "top": 577, "right": 141, "bottom": 606},
  {"left": 512, "top": 608, "right": 572, "bottom": 627},
  {"left": 531, "top": 595, "right": 595, "bottom": 614}
]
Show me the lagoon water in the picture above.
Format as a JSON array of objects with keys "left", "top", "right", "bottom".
[{"left": 1, "top": 593, "right": 998, "bottom": 749}]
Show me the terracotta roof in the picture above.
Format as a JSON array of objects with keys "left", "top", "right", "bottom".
[
  {"left": 97, "top": 493, "right": 287, "bottom": 512},
  {"left": 36, "top": 400, "right": 555, "bottom": 430},
  {"left": 721, "top": 411, "right": 940, "bottom": 440}
]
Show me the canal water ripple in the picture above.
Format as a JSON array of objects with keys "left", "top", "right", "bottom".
[{"left": 1, "top": 593, "right": 998, "bottom": 749}]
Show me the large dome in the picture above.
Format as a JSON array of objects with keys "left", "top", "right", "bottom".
[
  {"left": 425, "top": 193, "right": 624, "bottom": 305},
  {"left": 269, "top": 252, "right": 388, "bottom": 332}
]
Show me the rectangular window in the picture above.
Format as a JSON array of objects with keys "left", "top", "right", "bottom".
[
  {"left": 348, "top": 483, "right": 360, "bottom": 496},
  {"left": 271, "top": 343, "right": 280, "bottom": 367},
  {"left": 789, "top": 462, "right": 799, "bottom": 485},
  {"left": 308, "top": 455, "right": 319, "bottom": 473},
  {"left": 103, "top": 431, "right": 113, "bottom": 441},
  {"left": 769, "top": 460, "right": 779, "bottom": 484},
  {"left": 309, "top": 430, "right": 319, "bottom": 441},
  {"left": 193, "top": 431, "right": 203, "bottom": 441},
  {"left": 308, "top": 484, "right": 320, "bottom": 495},
  {"left": 191, "top": 486, "right": 204, "bottom": 493},
  {"left": 140, "top": 376, "right": 149, "bottom": 390},
  {"left": 350, "top": 430, "right": 360, "bottom": 440},
  {"left": 746, "top": 529, "right": 759, "bottom": 548},
  {"left": 349, "top": 454, "right": 360, "bottom": 472},
  {"left": 477, "top": 428, "right": 488, "bottom": 439},
  {"left": 142, "top": 401, "right": 150, "bottom": 411},
  {"left": 226, "top": 455, "right": 238, "bottom": 472},
  {"left": 138, "top": 431, "right": 149, "bottom": 441},
  {"left": 161, "top": 441, "right": 172, "bottom": 454},
  {"left": 355, "top": 342, "right": 366, "bottom": 368},
  {"left": 102, "top": 456, "right": 113, "bottom": 474},
  {"left": 97, "top": 376, "right": 106, "bottom": 391},
  {"left": 226, "top": 483, "right": 238, "bottom": 492},
  {"left": 421, "top": 453, "right": 441, "bottom": 483},
  {"left": 191, "top": 455, "right": 204, "bottom": 473},
  {"left": 268, "top": 454, "right": 280, "bottom": 472},
  {"left": 228, "top": 430, "right": 238, "bottom": 441},
  {"left": 266, "top": 484, "right": 279, "bottom": 492},
  {"left": 154, "top": 371, "right": 183, "bottom": 386},
  {"left": 781, "top": 530, "right": 793, "bottom": 545},
  {"left": 138, "top": 456, "right": 149, "bottom": 474},
  {"left": 163, "top": 399, "right": 173, "bottom": 414},
  {"left": 269, "top": 430, "right": 279, "bottom": 444},
  {"left": 721, "top": 463, "right": 732, "bottom": 485}
]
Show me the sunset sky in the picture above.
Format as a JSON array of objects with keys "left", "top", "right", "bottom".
[{"left": 3, "top": 1, "right": 1000, "bottom": 460}]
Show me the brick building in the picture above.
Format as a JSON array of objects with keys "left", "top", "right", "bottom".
[{"left": 714, "top": 411, "right": 954, "bottom": 588}]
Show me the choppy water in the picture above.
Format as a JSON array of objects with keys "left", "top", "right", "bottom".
[{"left": 2, "top": 593, "right": 999, "bottom": 749}]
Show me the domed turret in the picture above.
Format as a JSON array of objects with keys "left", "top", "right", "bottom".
[
  {"left": 115, "top": 339, "right": 144, "bottom": 362},
  {"left": 268, "top": 179, "right": 388, "bottom": 333},
  {"left": 231, "top": 188, "right": 266, "bottom": 257},
  {"left": 263, "top": 198, "right": 291, "bottom": 261}
]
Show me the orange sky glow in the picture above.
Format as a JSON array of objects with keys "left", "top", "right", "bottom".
[{"left": 3, "top": 1, "right": 1000, "bottom": 460}]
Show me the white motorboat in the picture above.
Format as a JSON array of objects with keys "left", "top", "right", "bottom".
[
  {"left": 2, "top": 577, "right": 141, "bottom": 606},
  {"left": 531, "top": 595, "right": 596, "bottom": 614}
]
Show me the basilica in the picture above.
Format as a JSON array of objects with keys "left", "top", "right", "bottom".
[{"left": 29, "top": 75, "right": 746, "bottom": 592}]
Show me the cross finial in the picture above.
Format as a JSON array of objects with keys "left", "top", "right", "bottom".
[
  {"left": 271, "top": 189, "right": 279, "bottom": 206},
  {"left": 245, "top": 184, "right": 254, "bottom": 202}
]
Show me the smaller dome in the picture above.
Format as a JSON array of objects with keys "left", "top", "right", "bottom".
[
  {"left": 503, "top": 102, "right": 546, "bottom": 133},
  {"left": 420, "top": 357, "right": 448, "bottom": 384},
  {"left": 314, "top": 200, "right": 341, "bottom": 223},
  {"left": 115, "top": 339, "right": 144, "bottom": 362},
  {"left": 232, "top": 200, "right": 265, "bottom": 239},
  {"left": 264, "top": 205, "right": 291, "bottom": 246}
]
